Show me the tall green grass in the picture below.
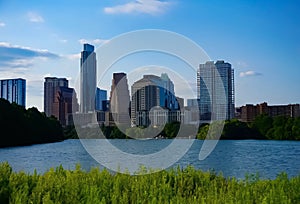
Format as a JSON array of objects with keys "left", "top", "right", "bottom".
[{"left": 0, "top": 162, "right": 299, "bottom": 203}]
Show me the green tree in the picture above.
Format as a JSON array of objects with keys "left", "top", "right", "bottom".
[
  {"left": 222, "top": 119, "right": 263, "bottom": 139},
  {"left": 252, "top": 114, "right": 273, "bottom": 137},
  {"left": 163, "top": 122, "right": 180, "bottom": 138},
  {"left": 196, "top": 124, "right": 209, "bottom": 139},
  {"left": 0, "top": 98, "right": 64, "bottom": 147},
  {"left": 292, "top": 117, "right": 300, "bottom": 140}
]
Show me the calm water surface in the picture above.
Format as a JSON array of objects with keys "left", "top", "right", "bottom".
[{"left": 0, "top": 139, "right": 299, "bottom": 179}]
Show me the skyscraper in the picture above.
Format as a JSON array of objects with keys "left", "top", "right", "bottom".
[
  {"left": 131, "top": 74, "right": 178, "bottom": 126},
  {"left": 109, "top": 73, "right": 130, "bottom": 125},
  {"left": 80, "top": 43, "right": 97, "bottom": 113},
  {"left": 187, "top": 99, "right": 200, "bottom": 107},
  {"left": 0, "top": 78, "right": 26, "bottom": 107},
  {"left": 44, "top": 77, "right": 68, "bottom": 117},
  {"left": 197, "top": 60, "right": 235, "bottom": 120},
  {"left": 95, "top": 88, "right": 107, "bottom": 111},
  {"left": 44, "top": 77, "right": 78, "bottom": 126}
]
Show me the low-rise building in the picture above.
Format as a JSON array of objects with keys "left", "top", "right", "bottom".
[{"left": 240, "top": 102, "right": 300, "bottom": 122}]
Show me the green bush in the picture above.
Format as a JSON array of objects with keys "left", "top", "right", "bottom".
[{"left": 0, "top": 162, "right": 299, "bottom": 203}]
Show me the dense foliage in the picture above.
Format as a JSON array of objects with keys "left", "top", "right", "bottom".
[
  {"left": 66, "top": 114, "right": 300, "bottom": 140},
  {"left": 2, "top": 96, "right": 299, "bottom": 144},
  {"left": 0, "top": 99, "right": 64, "bottom": 147},
  {"left": 197, "top": 115, "right": 300, "bottom": 140},
  {"left": 251, "top": 114, "right": 300, "bottom": 140},
  {"left": 67, "top": 122, "right": 188, "bottom": 139},
  {"left": 0, "top": 162, "right": 299, "bottom": 203}
]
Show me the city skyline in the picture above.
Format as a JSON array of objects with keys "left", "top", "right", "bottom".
[{"left": 0, "top": 1, "right": 299, "bottom": 111}]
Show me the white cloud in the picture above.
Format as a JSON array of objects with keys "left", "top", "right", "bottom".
[
  {"left": 78, "top": 38, "right": 110, "bottom": 45},
  {"left": 239, "top": 70, "right": 262, "bottom": 77},
  {"left": 0, "top": 22, "right": 5, "bottom": 27},
  {"left": 66, "top": 53, "right": 81, "bottom": 60},
  {"left": 0, "top": 42, "right": 10, "bottom": 47},
  {"left": 6, "top": 59, "right": 34, "bottom": 68},
  {"left": 27, "top": 12, "right": 44, "bottom": 23},
  {"left": 104, "top": 0, "right": 172, "bottom": 15},
  {"left": 60, "top": 39, "right": 68, "bottom": 43},
  {"left": 0, "top": 41, "right": 59, "bottom": 69},
  {"left": 0, "top": 42, "right": 58, "bottom": 58}
]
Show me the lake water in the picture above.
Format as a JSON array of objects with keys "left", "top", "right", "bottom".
[{"left": 0, "top": 139, "right": 299, "bottom": 179}]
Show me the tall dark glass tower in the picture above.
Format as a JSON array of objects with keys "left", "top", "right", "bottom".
[{"left": 80, "top": 44, "right": 97, "bottom": 113}]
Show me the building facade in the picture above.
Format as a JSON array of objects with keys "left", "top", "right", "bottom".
[
  {"left": 197, "top": 60, "right": 235, "bottom": 120},
  {"left": 240, "top": 102, "right": 300, "bottom": 122},
  {"left": 0, "top": 78, "right": 26, "bottom": 107},
  {"left": 109, "top": 72, "right": 131, "bottom": 126},
  {"left": 187, "top": 98, "right": 200, "bottom": 107},
  {"left": 44, "top": 77, "right": 78, "bottom": 126},
  {"left": 131, "top": 74, "right": 179, "bottom": 126},
  {"left": 80, "top": 43, "right": 97, "bottom": 113},
  {"left": 95, "top": 88, "right": 107, "bottom": 111},
  {"left": 44, "top": 77, "right": 68, "bottom": 117},
  {"left": 175, "top": 97, "right": 184, "bottom": 110}
]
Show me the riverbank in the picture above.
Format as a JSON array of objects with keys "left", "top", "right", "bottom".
[{"left": 0, "top": 162, "right": 299, "bottom": 203}]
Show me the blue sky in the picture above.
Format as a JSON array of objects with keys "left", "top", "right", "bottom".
[{"left": 0, "top": 0, "right": 299, "bottom": 111}]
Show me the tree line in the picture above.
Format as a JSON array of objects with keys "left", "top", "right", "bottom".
[
  {"left": 2, "top": 98, "right": 299, "bottom": 148},
  {"left": 197, "top": 114, "right": 300, "bottom": 140},
  {"left": 66, "top": 114, "right": 300, "bottom": 140},
  {"left": 0, "top": 99, "right": 64, "bottom": 147}
]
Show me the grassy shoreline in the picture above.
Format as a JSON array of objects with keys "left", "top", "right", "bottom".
[{"left": 0, "top": 162, "right": 299, "bottom": 203}]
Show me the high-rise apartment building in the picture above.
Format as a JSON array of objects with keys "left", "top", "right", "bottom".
[
  {"left": 197, "top": 60, "right": 235, "bottom": 120},
  {"left": 80, "top": 44, "right": 97, "bottom": 113},
  {"left": 0, "top": 78, "right": 26, "bottom": 107},
  {"left": 109, "top": 73, "right": 130, "bottom": 125},
  {"left": 44, "top": 77, "right": 78, "bottom": 126}
]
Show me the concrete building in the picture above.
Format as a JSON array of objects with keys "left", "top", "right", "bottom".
[
  {"left": 197, "top": 60, "right": 235, "bottom": 120},
  {"left": 0, "top": 78, "right": 26, "bottom": 107},
  {"left": 109, "top": 72, "right": 131, "bottom": 126},
  {"left": 80, "top": 43, "right": 96, "bottom": 113}
]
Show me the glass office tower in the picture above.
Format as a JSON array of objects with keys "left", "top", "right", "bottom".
[
  {"left": 0, "top": 78, "right": 26, "bottom": 107},
  {"left": 80, "top": 44, "right": 97, "bottom": 113},
  {"left": 197, "top": 60, "right": 235, "bottom": 120}
]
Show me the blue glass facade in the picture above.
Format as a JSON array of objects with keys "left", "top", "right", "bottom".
[
  {"left": 95, "top": 88, "right": 107, "bottom": 111},
  {"left": 0, "top": 78, "right": 26, "bottom": 107},
  {"left": 197, "top": 61, "right": 235, "bottom": 120},
  {"left": 80, "top": 43, "right": 97, "bottom": 113}
]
